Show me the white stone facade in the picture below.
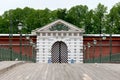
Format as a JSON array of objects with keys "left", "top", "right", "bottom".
[{"left": 32, "top": 19, "right": 84, "bottom": 63}]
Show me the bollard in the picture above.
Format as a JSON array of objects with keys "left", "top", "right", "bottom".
[
  {"left": 71, "top": 59, "right": 74, "bottom": 64},
  {"left": 48, "top": 58, "right": 51, "bottom": 63}
]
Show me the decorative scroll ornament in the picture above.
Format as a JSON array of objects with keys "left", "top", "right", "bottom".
[{"left": 49, "top": 23, "right": 69, "bottom": 31}]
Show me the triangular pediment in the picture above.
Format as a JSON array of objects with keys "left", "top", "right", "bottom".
[{"left": 32, "top": 19, "right": 84, "bottom": 34}]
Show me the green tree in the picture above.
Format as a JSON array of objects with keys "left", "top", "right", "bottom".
[
  {"left": 50, "top": 8, "right": 67, "bottom": 21},
  {"left": 1, "top": 3, "right": 120, "bottom": 34},
  {"left": 108, "top": 2, "right": 120, "bottom": 34},
  {"left": 84, "top": 10, "right": 94, "bottom": 34},
  {"left": 66, "top": 5, "right": 88, "bottom": 28},
  {"left": 0, "top": 14, "right": 9, "bottom": 33},
  {"left": 93, "top": 3, "right": 107, "bottom": 34}
]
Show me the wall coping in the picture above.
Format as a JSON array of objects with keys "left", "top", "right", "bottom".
[
  {"left": 0, "top": 34, "right": 36, "bottom": 36},
  {"left": 0, "top": 34, "right": 120, "bottom": 37},
  {"left": 83, "top": 34, "right": 120, "bottom": 37}
]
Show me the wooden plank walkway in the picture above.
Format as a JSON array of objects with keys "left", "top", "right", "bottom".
[
  {"left": 0, "top": 62, "right": 120, "bottom": 80},
  {"left": 0, "top": 61, "right": 23, "bottom": 74}
]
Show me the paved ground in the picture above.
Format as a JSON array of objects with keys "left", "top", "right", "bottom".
[
  {"left": 0, "top": 61, "right": 23, "bottom": 74},
  {"left": 0, "top": 61, "right": 22, "bottom": 69},
  {"left": 0, "top": 62, "right": 120, "bottom": 80}
]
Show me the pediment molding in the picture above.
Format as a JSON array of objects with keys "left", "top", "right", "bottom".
[{"left": 32, "top": 19, "right": 84, "bottom": 34}]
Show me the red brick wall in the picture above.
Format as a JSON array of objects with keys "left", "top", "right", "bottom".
[
  {"left": 0, "top": 35, "right": 36, "bottom": 57},
  {"left": 83, "top": 36, "right": 120, "bottom": 59},
  {"left": 0, "top": 35, "right": 120, "bottom": 59}
]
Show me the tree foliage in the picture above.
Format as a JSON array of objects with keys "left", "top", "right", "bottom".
[{"left": 0, "top": 2, "right": 120, "bottom": 34}]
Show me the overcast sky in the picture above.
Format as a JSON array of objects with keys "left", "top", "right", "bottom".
[{"left": 0, "top": 0, "right": 120, "bottom": 15}]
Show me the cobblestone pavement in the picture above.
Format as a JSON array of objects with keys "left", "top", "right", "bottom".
[{"left": 0, "top": 62, "right": 120, "bottom": 80}]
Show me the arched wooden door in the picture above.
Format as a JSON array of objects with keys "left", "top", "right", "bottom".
[{"left": 51, "top": 41, "right": 68, "bottom": 63}]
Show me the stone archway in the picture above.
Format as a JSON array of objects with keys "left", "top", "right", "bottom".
[{"left": 51, "top": 41, "right": 68, "bottom": 63}]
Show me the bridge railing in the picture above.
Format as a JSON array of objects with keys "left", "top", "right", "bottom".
[
  {"left": 84, "top": 53, "right": 120, "bottom": 63},
  {"left": 0, "top": 47, "right": 35, "bottom": 62}
]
